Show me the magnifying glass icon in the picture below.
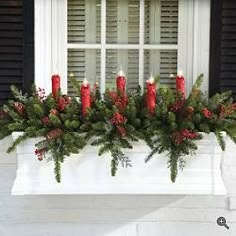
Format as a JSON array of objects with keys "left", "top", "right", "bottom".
[{"left": 217, "top": 217, "right": 229, "bottom": 230}]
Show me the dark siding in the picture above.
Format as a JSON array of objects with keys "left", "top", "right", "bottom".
[
  {"left": 210, "top": 0, "right": 236, "bottom": 100},
  {"left": 0, "top": 0, "right": 34, "bottom": 105}
]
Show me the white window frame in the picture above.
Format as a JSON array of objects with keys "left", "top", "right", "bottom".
[{"left": 35, "top": 0, "right": 211, "bottom": 96}]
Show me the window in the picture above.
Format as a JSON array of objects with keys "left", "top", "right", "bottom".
[
  {"left": 35, "top": 0, "right": 211, "bottom": 96},
  {"left": 67, "top": 0, "right": 178, "bottom": 95}
]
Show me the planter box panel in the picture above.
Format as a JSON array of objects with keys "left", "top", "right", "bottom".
[{"left": 11, "top": 132, "right": 227, "bottom": 195}]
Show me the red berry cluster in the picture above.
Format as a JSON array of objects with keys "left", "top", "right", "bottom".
[
  {"left": 173, "top": 129, "right": 198, "bottom": 145},
  {"left": 115, "top": 95, "right": 128, "bottom": 111},
  {"left": 57, "top": 95, "right": 71, "bottom": 111},
  {"left": 35, "top": 148, "right": 46, "bottom": 161},
  {"left": 202, "top": 108, "right": 213, "bottom": 118},
  {"left": 170, "top": 100, "right": 184, "bottom": 113},
  {"left": 42, "top": 116, "right": 50, "bottom": 125},
  {"left": 107, "top": 91, "right": 128, "bottom": 111},
  {"left": 110, "top": 112, "right": 127, "bottom": 137},
  {"left": 110, "top": 112, "right": 127, "bottom": 125},
  {"left": 107, "top": 91, "right": 117, "bottom": 102}
]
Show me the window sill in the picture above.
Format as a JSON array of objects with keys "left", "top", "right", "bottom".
[{"left": 10, "top": 132, "right": 226, "bottom": 195}]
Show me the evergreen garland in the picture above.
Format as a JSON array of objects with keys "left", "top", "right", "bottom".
[{"left": 0, "top": 74, "right": 235, "bottom": 183}]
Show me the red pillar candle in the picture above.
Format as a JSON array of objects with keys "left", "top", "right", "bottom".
[
  {"left": 146, "top": 76, "right": 157, "bottom": 114},
  {"left": 51, "top": 74, "right": 61, "bottom": 100},
  {"left": 176, "top": 71, "right": 185, "bottom": 98},
  {"left": 80, "top": 78, "right": 91, "bottom": 116},
  {"left": 116, "top": 69, "right": 126, "bottom": 96}
]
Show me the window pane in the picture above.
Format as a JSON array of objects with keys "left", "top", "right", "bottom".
[
  {"left": 106, "top": 49, "right": 139, "bottom": 90},
  {"left": 68, "top": 49, "right": 101, "bottom": 96},
  {"left": 144, "top": 50, "right": 177, "bottom": 88},
  {"left": 68, "top": 0, "right": 101, "bottom": 43},
  {"left": 145, "top": 0, "right": 178, "bottom": 44},
  {"left": 106, "top": 0, "right": 139, "bottom": 44}
]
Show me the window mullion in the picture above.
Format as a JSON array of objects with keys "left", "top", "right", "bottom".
[
  {"left": 139, "top": 0, "right": 145, "bottom": 90},
  {"left": 117, "top": 0, "right": 128, "bottom": 75},
  {"left": 85, "top": 0, "right": 97, "bottom": 83},
  {"left": 100, "top": 0, "right": 106, "bottom": 94},
  {"left": 149, "top": 0, "right": 161, "bottom": 76}
]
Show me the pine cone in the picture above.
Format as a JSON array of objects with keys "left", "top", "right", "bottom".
[
  {"left": 14, "top": 102, "right": 25, "bottom": 115},
  {"left": 186, "top": 106, "right": 194, "bottom": 114},
  {"left": 46, "top": 128, "right": 63, "bottom": 140}
]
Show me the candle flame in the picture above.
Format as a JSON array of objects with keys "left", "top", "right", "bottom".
[
  {"left": 149, "top": 74, "right": 155, "bottom": 84},
  {"left": 178, "top": 70, "right": 183, "bottom": 76},
  {"left": 118, "top": 67, "right": 125, "bottom": 77},
  {"left": 83, "top": 78, "right": 88, "bottom": 86},
  {"left": 169, "top": 74, "right": 174, "bottom": 78}
]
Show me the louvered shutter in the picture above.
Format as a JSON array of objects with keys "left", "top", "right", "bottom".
[
  {"left": 106, "top": 0, "right": 140, "bottom": 90},
  {"left": 68, "top": 0, "right": 101, "bottom": 96},
  {"left": 144, "top": 0, "right": 178, "bottom": 87},
  {"left": 0, "top": 0, "right": 33, "bottom": 105},
  {"left": 0, "top": 1, "right": 23, "bottom": 104},
  {"left": 221, "top": 1, "right": 236, "bottom": 100}
]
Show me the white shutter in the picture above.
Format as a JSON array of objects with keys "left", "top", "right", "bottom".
[
  {"left": 106, "top": 0, "right": 140, "bottom": 90},
  {"left": 68, "top": 49, "right": 101, "bottom": 96},
  {"left": 144, "top": 0, "right": 178, "bottom": 87},
  {"left": 67, "top": 0, "right": 101, "bottom": 95}
]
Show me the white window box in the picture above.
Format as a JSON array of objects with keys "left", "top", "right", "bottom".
[{"left": 11, "top": 132, "right": 226, "bottom": 195}]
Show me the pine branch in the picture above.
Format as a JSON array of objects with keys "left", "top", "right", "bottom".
[
  {"left": 215, "top": 131, "right": 226, "bottom": 151},
  {"left": 169, "top": 153, "right": 178, "bottom": 183},
  {"left": 54, "top": 157, "right": 61, "bottom": 183},
  {"left": 7, "top": 132, "right": 29, "bottom": 153},
  {"left": 10, "top": 85, "right": 28, "bottom": 102},
  {"left": 189, "top": 74, "right": 204, "bottom": 98},
  {"left": 0, "top": 127, "right": 11, "bottom": 140},
  {"left": 110, "top": 151, "right": 131, "bottom": 176},
  {"left": 111, "top": 156, "right": 118, "bottom": 176},
  {"left": 225, "top": 126, "right": 236, "bottom": 144},
  {"left": 145, "top": 145, "right": 159, "bottom": 163},
  {"left": 69, "top": 75, "right": 81, "bottom": 96}
]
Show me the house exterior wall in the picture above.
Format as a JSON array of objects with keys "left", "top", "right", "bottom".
[{"left": 0, "top": 136, "right": 235, "bottom": 236}]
